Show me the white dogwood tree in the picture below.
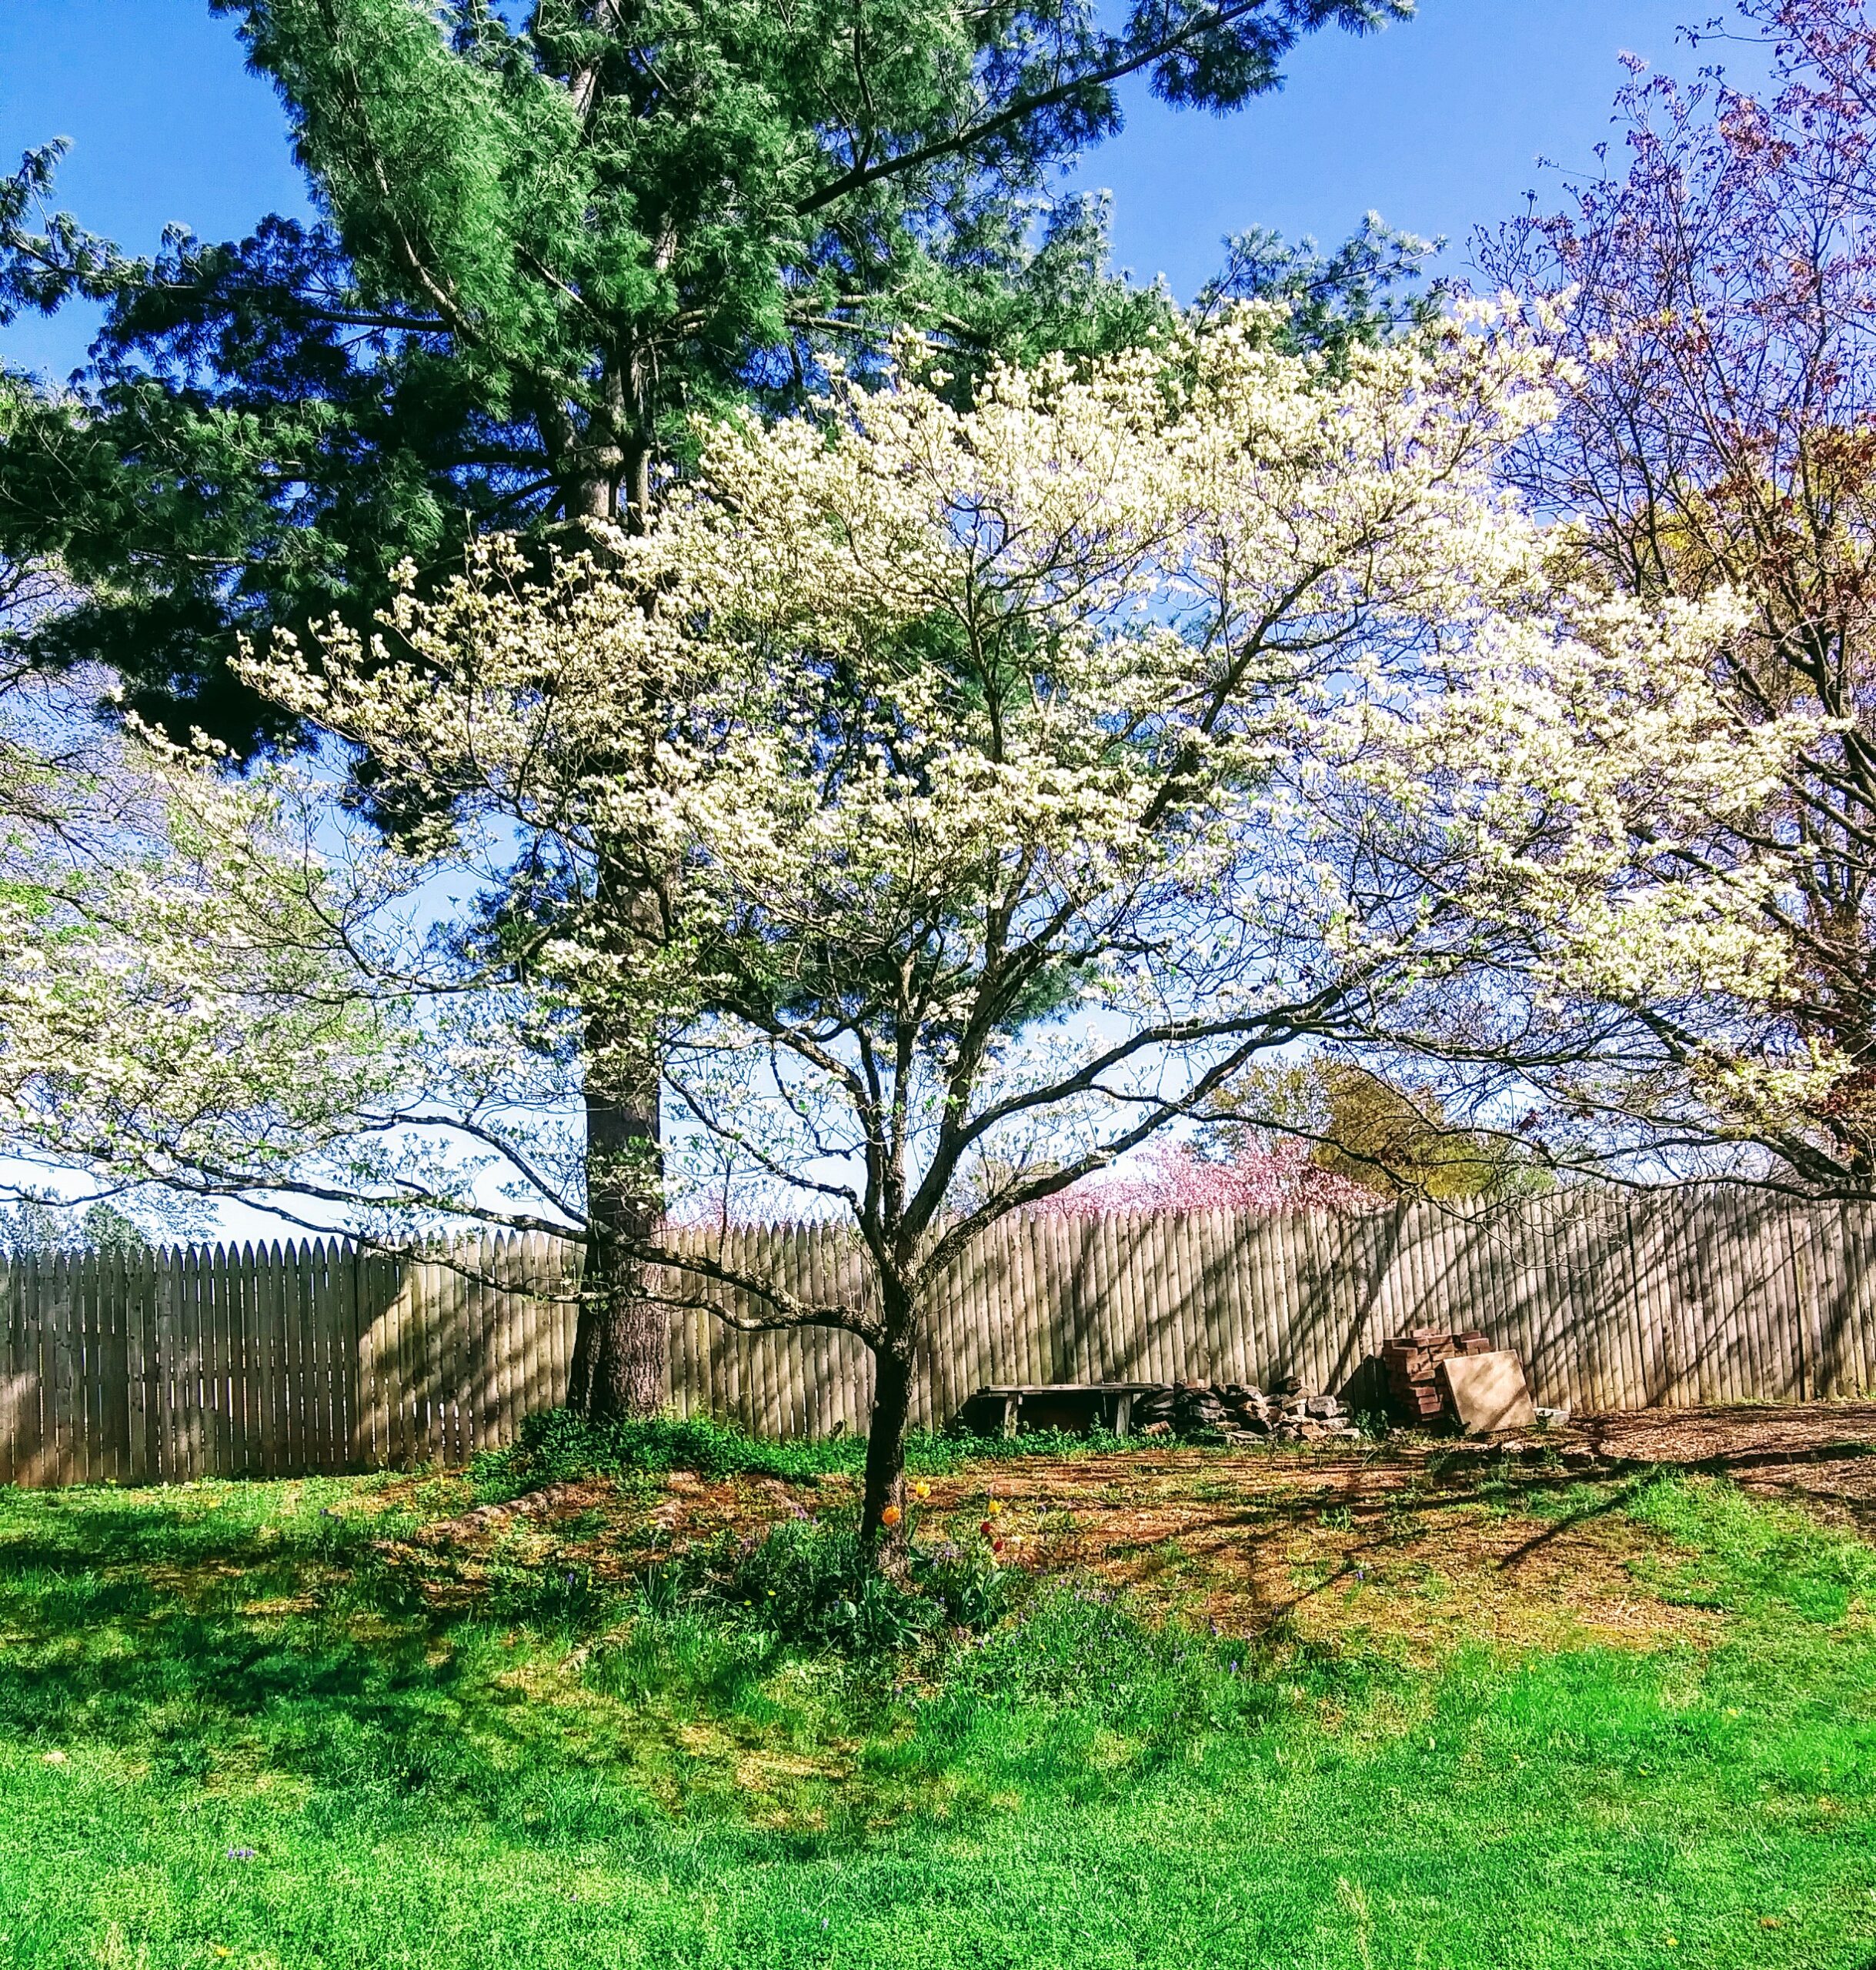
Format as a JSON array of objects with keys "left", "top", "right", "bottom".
[{"left": 209, "top": 304, "right": 1822, "bottom": 1547}]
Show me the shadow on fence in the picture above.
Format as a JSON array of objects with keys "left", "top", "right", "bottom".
[{"left": 3, "top": 1187, "right": 1873, "bottom": 1486}]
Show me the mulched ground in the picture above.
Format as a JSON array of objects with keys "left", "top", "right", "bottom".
[
  {"left": 372, "top": 1401, "right": 1876, "bottom": 1658},
  {"left": 1564, "top": 1401, "right": 1876, "bottom": 1524}
]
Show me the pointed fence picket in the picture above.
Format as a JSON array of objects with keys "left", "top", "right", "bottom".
[{"left": 1, "top": 1187, "right": 1874, "bottom": 1485}]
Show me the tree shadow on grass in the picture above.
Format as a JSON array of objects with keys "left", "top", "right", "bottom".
[{"left": 0, "top": 1496, "right": 616, "bottom": 1813}]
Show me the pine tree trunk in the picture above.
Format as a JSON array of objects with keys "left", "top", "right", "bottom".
[
  {"left": 566, "top": 1046, "right": 666, "bottom": 1420},
  {"left": 556, "top": 400, "right": 663, "bottom": 1421}
]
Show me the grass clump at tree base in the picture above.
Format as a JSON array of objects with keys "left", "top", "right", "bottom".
[{"left": 470, "top": 1404, "right": 1142, "bottom": 1499}]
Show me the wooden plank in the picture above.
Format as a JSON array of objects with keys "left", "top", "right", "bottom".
[
  {"left": 222, "top": 1239, "right": 246, "bottom": 1476},
  {"left": 753, "top": 1224, "right": 783, "bottom": 1437},
  {"left": 1774, "top": 1199, "right": 1811, "bottom": 1402},
  {"left": 537, "top": 1234, "right": 560, "bottom": 1424},
  {"left": 249, "top": 1241, "right": 275, "bottom": 1478},
  {"left": 437, "top": 1247, "right": 461, "bottom": 1465},
  {"left": 72, "top": 1250, "right": 95, "bottom": 1484},
  {"left": 41, "top": 1254, "right": 68, "bottom": 1485},
  {"left": 403, "top": 1247, "right": 426, "bottom": 1465},
  {"left": 177, "top": 1244, "right": 199, "bottom": 1482},
  {"left": 175, "top": 1246, "right": 197, "bottom": 1481},
  {"left": 1705, "top": 1194, "right": 1745, "bottom": 1407},
  {"left": 1731, "top": 1194, "right": 1774, "bottom": 1404},
  {"left": 263, "top": 1238, "right": 287, "bottom": 1474},
  {"left": 516, "top": 1235, "right": 543, "bottom": 1429},
  {"left": 514, "top": 1233, "right": 539, "bottom": 1440},
  {"left": 232, "top": 1240, "right": 256, "bottom": 1478},
  {"left": 1160, "top": 1212, "right": 1197, "bottom": 1386},
  {"left": 0, "top": 1261, "right": 14, "bottom": 1486},
  {"left": 275, "top": 1240, "right": 301, "bottom": 1477},
  {"left": 192, "top": 1243, "right": 216, "bottom": 1480},
  {"left": 1569, "top": 1194, "right": 1608, "bottom": 1411},
  {"left": 1024, "top": 1210, "right": 1058, "bottom": 1388},
  {"left": 469, "top": 1237, "right": 493, "bottom": 1457},
  {"left": 1, "top": 1260, "right": 24, "bottom": 1481},
  {"left": 459, "top": 1239, "right": 482, "bottom": 1460},
  {"left": 1830, "top": 1198, "right": 1864, "bottom": 1398},
  {"left": 1267, "top": 1209, "right": 1307, "bottom": 1393},
  {"left": 375, "top": 1249, "right": 405, "bottom": 1468},
  {"left": 1821, "top": 1200, "right": 1864, "bottom": 1398},
  {"left": 523, "top": 1233, "right": 549, "bottom": 1436},
  {"left": 309, "top": 1235, "right": 335, "bottom": 1473},
  {"left": 147, "top": 1248, "right": 170, "bottom": 1484},
  {"left": 1203, "top": 1207, "right": 1234, "bottom": 1384},
  {"left": 205, "top": 1240, "right": 230, "bottom": 1478},
  {"left": 546, "top": 1235, "right": 569, "bottom": 1414},
  {"left": 1273, "top": 1210, "right": 1309, "bottom": 1394},
  {"left": 786, "top": 1224, "right": 814, "bottom": 1434},
  {"left": 366, "top": 1244, "right": 388, "bottom": 1469},
  {"left": 1297, "top": 1205, "right": 1340, "bottom": 1395},
  {"left": 119, "top": 1245, "right": 145, "bottom": 1486},
  {"left": 486, "top": 1235, "right": 511, "bottom": 1451},
  {"left": 0, "top": 1262, "right": 18, "bottom": 1485},
  {"left": 1135, "top": 1207, "right": 1166, "bottom": 1385},
  {"left": 232, "top": 1243, "right": 255, "bottom": 1478},
  {"left": 796, "top": 1226, "right": 826, "bottom": 1436},
  {"left": 162, "top": 1244, "right": 184, "bottom": 1484},
  {"left": 277, "top": 1237, "right": 300, "bottom": 1475},
  {"left": 1540, "top": 1195, "right": 1578, "bottom": 1414},
  {"left": 41, "top": 1253, "right": 65, "bottom": 1481},
  {"left": 1801, "top": 1206, "right": 1834, "bottom": 1400},
  {"left": 1287, "top": 1207, "right": 1331, "bottom": 1394},
  {"left": 990, "top": 1214, "right": 1022, "bottom": 1394},
  {"left": 1030, "top": 1210, "right": 1063, "bottom": 1387},
  {"left": 1082, "top": 1211, "right": 1121, "bottom": 1391},
  {"left": 82, "top": 1249, "right": 103, "bottom": 1484},
  {"left": 484, "top": 1237, "right": 508, "bottom": 1451},
  {"left": 406, "top": 1254, "right": 431, "bottom": 1466},
  {"left": 216, "top": 1243, "right": 240, "bottom": 1478},
  {"left": 1594, "top": 1191, "right": 1631, "bottom": 1410},
  {"left": 1599, "top": 1192, "right": 1638, "bottom": 1411},
  {"left": 746, "top": 1224, "right": 775, "bottom": 1437},
  {"left": 104, "top": 1245, "right": 132, "bottom": 1484},
  {"left": 61, "top": 1249, "right": 82, "bottom": 1486},
  {"left": 328, "top": 1240, "right": 355, "bottom": 1471},
  {"left": 28, "top": 1253, "right": 52, "bottom": 1486},
  {"left": 501, "top": 1233, "right": 525, "bottom": 1448},
  {"left": 260, "top": 1240, "right": 285, "bottom": 1476},
  {"left": 325, "top": 1239, "right": 351, "bottom": 1473},
  {"left": 300, "top": 1240, "right": 325, "bottom": 1474},
  {"left": 76, "top": 1250, "right": 102, "bottom": 1484},
  {"left": 432, "top": 1250, "right": 455, "bottom": 1466},
  {"left": 301, "top": 1240, "right": 327, "bottom": 1474},
  {"left": 752, "top": 1222, "right": 780, "bottom": 1433}
]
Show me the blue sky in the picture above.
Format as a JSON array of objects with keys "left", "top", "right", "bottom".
[{"left": 2, "top": 0, "right": 1764, "bottom": 379}]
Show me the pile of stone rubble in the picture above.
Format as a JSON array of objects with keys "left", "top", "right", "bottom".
[{"left": 1131, "top": 1378, "right": 1365, "bottom": 1444}]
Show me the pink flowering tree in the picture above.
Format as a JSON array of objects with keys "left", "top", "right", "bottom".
[{"left": 1040, "top": 1138, "right": 1382, "bottom": 1217}]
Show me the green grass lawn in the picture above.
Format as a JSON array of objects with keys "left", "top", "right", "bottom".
[{"left": 1, "top": 1434, "right": 1873, "bottom": 1970}]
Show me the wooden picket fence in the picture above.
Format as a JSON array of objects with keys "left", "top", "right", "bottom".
[{"left": 5, "top": 1185, "right": 1876, "bottom": 1487}]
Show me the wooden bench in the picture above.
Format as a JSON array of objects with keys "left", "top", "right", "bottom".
[{"left": 960, "top": 1383, "right": 1163, "bottom": 1438}]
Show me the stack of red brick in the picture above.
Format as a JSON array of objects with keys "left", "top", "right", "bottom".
[{"left": 1381, "top": 1326, "right": 1493, "bottom": 1424}]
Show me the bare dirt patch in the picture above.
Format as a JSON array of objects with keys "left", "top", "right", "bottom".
[
  {"left": 382, "top": 1403, "right": 1876, "bottom": 1654},
  {"left": 886, "top": 1452, "right": 1722, "bottom": 1658},
  {"left": 1567, "top": 1401, "right": 1876, "bottom": 1532}
]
